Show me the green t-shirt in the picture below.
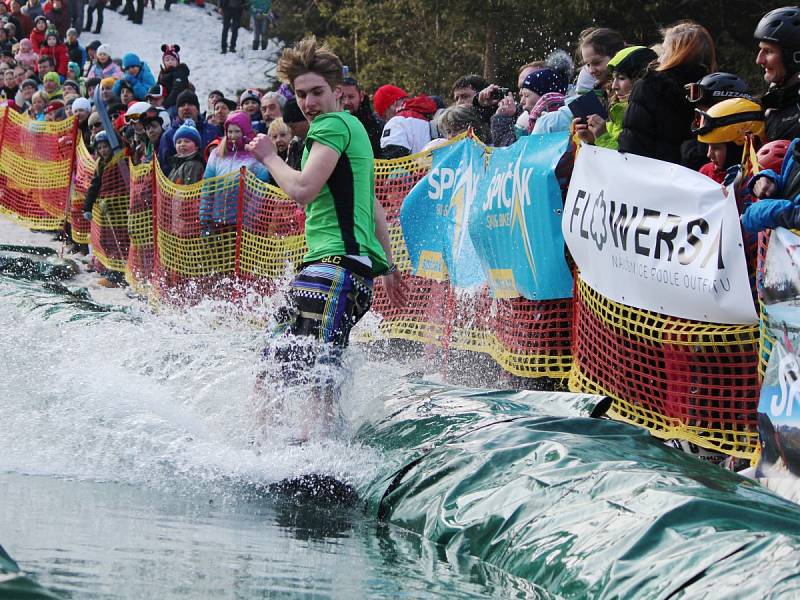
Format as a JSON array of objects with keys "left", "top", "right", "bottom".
[{"left": 301, "top": 111, "right": 389, "bottom": 275}]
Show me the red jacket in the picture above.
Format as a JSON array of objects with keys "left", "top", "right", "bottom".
[
  {"left": 29, "top": 28, "right": 46, "bottom": 54},
  {"left": 699, "top": 161, "right": 726, "bottom": 184},
  {"left": 40, "top": 44, "right": 69, "bottom": 76}
]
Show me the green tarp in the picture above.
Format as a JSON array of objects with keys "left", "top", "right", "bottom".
[
  {"left": 356, "top": 381, "right": 800, "bottom": 597},
  {"left": 0, "top": 245, "right": 78, "bottom": 282},
  {"left": 0, "top": 545, "right": 62, "bottom": 599}
]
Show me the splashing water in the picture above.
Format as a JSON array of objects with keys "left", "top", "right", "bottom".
[{"left": 0, "top": 275, "right": 408, "bottom": 497}]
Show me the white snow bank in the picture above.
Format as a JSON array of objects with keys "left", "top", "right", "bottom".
[{"left": 80, "top": 4, "right": 280, "bottom": 101}]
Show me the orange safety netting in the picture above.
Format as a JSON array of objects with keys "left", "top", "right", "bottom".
[
  {"left": 569, "top": 276, "right": 761, "bottom": 458},
  {"left": 0, "top": 107, "right": 77, "bottom": 230},
  {"left": 0, "top": 117, "right": 770, "bottom": 456},
  {"left": 239, "top": 170, "right": 306, "bottom": 279}
]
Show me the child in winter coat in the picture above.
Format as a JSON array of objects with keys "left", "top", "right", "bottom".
[
  {"left": 39, "top": 29, "right": 69, "bottom": 76},
  {"left": 238, "top": 88, "right": 263, "bottom": 130},
  {"left": 113, "top": 52, "right": 155, "bottom": 101},
  {"left": 199, "top": 110, "right": 269, "bottom": 234},
  {"left": 28, "top": 89, "right": 48, "bottom": 119},
  {"left": 140, "top": 110, "right": 165, "bottom": 164},
  {"left": 28, "top": 15, "right": 47, "bottom": 53},
  {"left": 574, "top": 46, "right": 658, "bottom": 150},
  {"left": 157, "top": 44, "right": 191, "bottom": 109},
  {"left": 168, "top": 119, "right": 205, "bottom": 185},
  {"left": 83, "top": 129, "right": 117, "bottom": 220},
  {"left": 14, "top": 38, "right": 38, "bottom": 70},
  {"left": 87, "top": 44, "right": 123, "bottom": 80}
]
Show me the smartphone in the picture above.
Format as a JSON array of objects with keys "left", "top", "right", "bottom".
[{"left": 567, "top": 92, "right": 608, "bottom": 121}]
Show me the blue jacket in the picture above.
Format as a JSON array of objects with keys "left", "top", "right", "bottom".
[
  {"left": 742, "top": 138, "right": 800, "bottom": 231},
  {"left": 158, "top": 116, "right": 217, "bottom": 173},
  {"left": 113, "top": 62, "right": 156, "bottom": 101},
  {"left": 748, "top": 139, "right": 800, "bottom": 201}
]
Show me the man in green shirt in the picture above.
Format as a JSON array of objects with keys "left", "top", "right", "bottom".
[{"left": 247, "top": 36, "right": 406, "bottom": 436}]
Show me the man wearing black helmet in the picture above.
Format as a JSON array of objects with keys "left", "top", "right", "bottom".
[
  {"left": 755, "top": 6, "right": 800, "bottom": 141},
  {"left": 682, "top": 72, "right": 752, "bottom": 170}
]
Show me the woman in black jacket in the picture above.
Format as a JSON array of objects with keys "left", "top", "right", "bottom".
[{"left": 618, "top": 22, "right": 717, "bottom": 165}]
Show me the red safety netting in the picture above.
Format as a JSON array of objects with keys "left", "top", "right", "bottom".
[
  {"left": 69, "top": 137, "right": 95, "bottom": 245},
  {"left": 570, "top": 277, "right": 760, "bottom": 457},
  {"left": 127, "top": 160, "right": 156, "bottom": 287},
  {"left": 88, "top": 154, "right": 131, "bottom": 272},
  {"left": 239, "top": 169, "right": 306, "bottom": 282},
  {"left": 149, "top": 163, "right": 304, "bottom": 303},
  {"left": 0, "top": 107, "right": 77, "bottom": 230}
]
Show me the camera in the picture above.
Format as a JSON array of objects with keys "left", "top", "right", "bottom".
[{"left": 490, "top": 87, "right": 510, "bottom": 101}]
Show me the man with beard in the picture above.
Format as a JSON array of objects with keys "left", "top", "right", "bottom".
[
  {"left": 340, "top": 76, "right": 383, "bottom": 157},
  {"left": 158, "top": 89, "right": 216, "bottom": 172}
]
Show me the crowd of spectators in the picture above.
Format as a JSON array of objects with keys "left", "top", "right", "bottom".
[{"left": 2, "top": 6, "right": 800, "bottom": 288}]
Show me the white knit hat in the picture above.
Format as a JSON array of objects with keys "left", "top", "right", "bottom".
[
  {"left": 96, "top": 44, "right": 111, "bottom": 57},
  {"left": 72, "top": 97, "right": 92, "bottom": 112}
]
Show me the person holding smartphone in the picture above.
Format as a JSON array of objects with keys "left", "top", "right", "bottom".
[{"left": 574, "top": 46, "right": 657, "bottom": 149}]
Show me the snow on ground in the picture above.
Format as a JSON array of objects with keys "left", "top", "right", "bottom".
[{"left": 81, "top": 3, "right": 281, "bottom": 99}]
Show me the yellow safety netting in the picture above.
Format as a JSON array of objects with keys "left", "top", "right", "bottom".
[{"left": 569, "top": 277, "right": 761, "bottom": 458}]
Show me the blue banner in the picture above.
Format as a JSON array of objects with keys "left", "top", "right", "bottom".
[
  {"left": 399, "top": 138, "right": 486, "bottom": 288},
  {"left": 469, "top": 133, "right": 573, "bottom": 300}
]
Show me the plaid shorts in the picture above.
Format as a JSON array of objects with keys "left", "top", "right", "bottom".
[
  {"left": 267, "top": 259, "right": 374, "bottom": 375},
  {"left": 282, "top": 260, "right": 373, "bottom": 345}
]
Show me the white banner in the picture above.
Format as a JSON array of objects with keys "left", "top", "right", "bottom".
[{"left": 563, "top": 146, "right": 758, "bottom": 324}]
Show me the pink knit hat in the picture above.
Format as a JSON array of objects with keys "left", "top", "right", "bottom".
[{"left": 225, "top": 110, "right": 254, "bottom": 149}]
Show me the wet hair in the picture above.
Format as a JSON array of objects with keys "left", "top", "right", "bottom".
[
  {"left": 452, "top": 74, "right": 489, "bottom": 94},
  {"left": 439, "top": 105, "right": 486, "bottom": 141},
  {"left": 578, "top": 27, "right": 625, "bottom": 59},
  {"left": 657, "top": 21, "right": 717, "bottom": 73},
  {"left": 276, "top": 35, "right": 343, "bottom": 90}
]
